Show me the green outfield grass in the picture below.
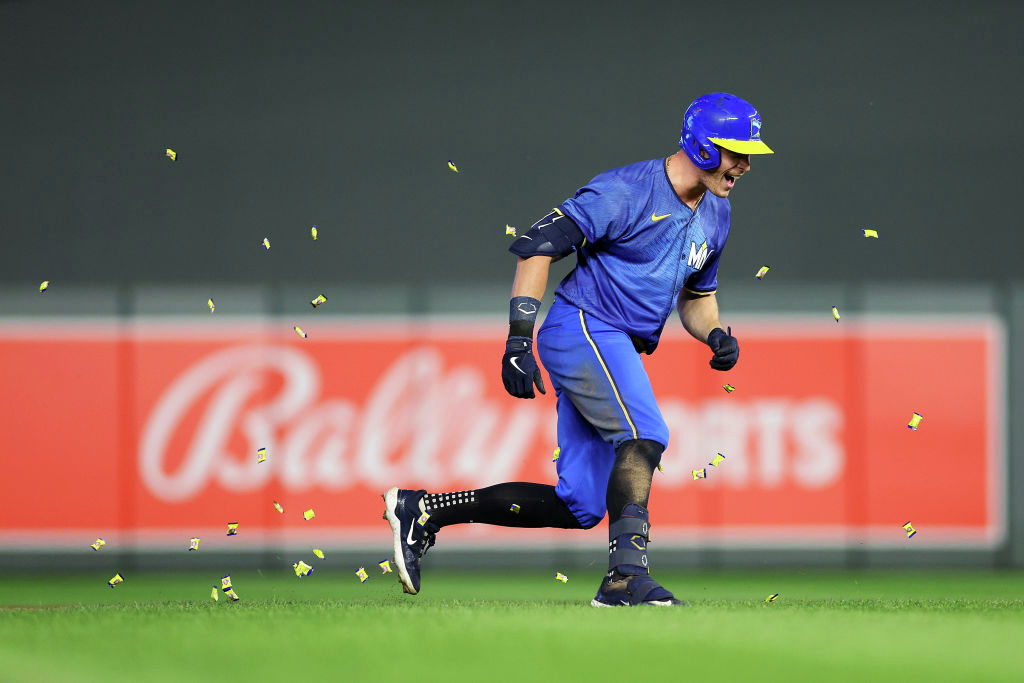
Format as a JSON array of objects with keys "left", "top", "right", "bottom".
[{"left": 2, "top": 569, "right": 1023, "bottom": 682}]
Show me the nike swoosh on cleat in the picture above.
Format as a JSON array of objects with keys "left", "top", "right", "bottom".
[
  {"left": 509, "top": 357, "right": 526, "bottom": 374},
  {"left": 406, "top": 521, "right": 417, "bottom": 547},
  {"left": 651, "top": 212, "right": 671, "bottom": 222}
]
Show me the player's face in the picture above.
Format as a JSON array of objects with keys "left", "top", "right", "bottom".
[{"left": 702, "top": 147, "right": 751, "bottom": 198}]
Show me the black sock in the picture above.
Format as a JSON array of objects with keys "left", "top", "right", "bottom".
[
  {"left": 423, "top": 482, "right": 582, "bottom": 529},
  {"left": 605, "top": 438, "right": 663, "bottom": 524}
]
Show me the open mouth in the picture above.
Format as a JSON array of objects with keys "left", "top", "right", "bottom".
[{"left": 723, "top": 173, "right": 736, "bottom": 188}]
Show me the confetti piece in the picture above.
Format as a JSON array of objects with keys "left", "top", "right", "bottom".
[
  {"left": 257, "top": 447, "right": 267, "bottom": 463},
  {"left": 262, "top": 237, "right": 271, "bottom": 250},
  {"left": 189, "top": 537, "right": 200, "bottom": 551},
  {"left": 293, "top": 561, "right": 314, "bottom": 577},
  {"left": 226, "top": 522, "right": 238, "bottom": 536},
  {"left": 356, "top": 567, "right": 369, "bottom": 583},
  {"left": 692, "top": 468, "right": 707, "bottom": 480},
  {"left": 505, "top": 225, "right": 517, "bottom": 237},
  {"left": 417, "top": 512, "right": 431, "bottom": 527},
  {"left": 903, "top": 521, "right": 917, "bottom": 539},
  {"left": 294, "top": 326, "right": 308, "bottom": 339},
  {"left": 39, "top": 281, "right": 50, "bottom": 293},
  {"left": 709, "top": 453, "right": 726, "bottom": 467},
  {"left": 755, "top": 266, "right": 770, "bottom": 280},
  {"left": 379, "top": 560, "right": 393, "bottom": 574},
  {"left": 447, "top": 160, "right": 458, "bottom": 173},
  {"left": 552, "top": 446, "right": 560, "bottom": 462},
  {"left": 510, "top": 504, "right": 521, "bottom": 514},
  {"left": 555, "top": 572, "right": 569, "bottom": 583},
  {"left": 207, "top": 298, "right": 215, "bottom": 313},
  {"left": 311, "top": 225, "right": 318, "bottom": 240},
  {"left": 657, "top": 463, "right": 664, "bottom": 472},
  {"left": 312, "top": 548, "right": 325, "bottom": 560},
  {"left": 225, "top": 588, "right": 240, "bottom": 601},
  {"left": 165, "top": 148, "right": 176, "bottom": 161},
  {"left": 221, "top": 576, "right": 232, "bottom": 590},
  {"left": 108, "top": 573, "right": 124, "bottom": 587},
  {"left": 273, "top": 501, "right": 284, "bottom": 513},
  {"left": 723, "top": 384, "right": 735, "bottom": 393},
  {"left": 765, "top": 593, "right": 779, "bottom": 603},
  {"left": 907, "top": 412, "right": 923, "bottom": 431},
  {"left": 310, "top": 294, "right": 328, "bottom": 308},
  {"left": 90, "top": 538, "right": 106, "bottom": 551},
  {"left": 210, "top": 586, "right": 219, "bottom": 601},
  {"left": 303, "top": 509, "right": 315, "bottom": 521},
  {"left": 831, "top": 305, "right": 840, "bottom": 322},
  {"left": 862, "top": 229, "right": 879, "bottom": 238}
]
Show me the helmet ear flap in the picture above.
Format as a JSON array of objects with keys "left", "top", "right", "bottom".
[{"left": 679, "top": 128, "right": 720, "bottom": 170}]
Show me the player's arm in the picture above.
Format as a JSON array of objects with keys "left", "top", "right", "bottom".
[
  {"left": 501, "top": 210, "right": 586, "bottom": 398},
  {"left": 677, "top": 291, "right": 739, "bottom": 371}
]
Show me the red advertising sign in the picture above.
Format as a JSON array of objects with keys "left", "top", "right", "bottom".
[{"left": 0, "top": 315, "right": 1004, "bottom": 550}]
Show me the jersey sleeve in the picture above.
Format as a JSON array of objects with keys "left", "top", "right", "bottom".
[
  {"left": 684, "top": 248, "right": 722, "bottom": 295},
  {"left": 557, "top": 174, "right": 631, "bottom": 245}
]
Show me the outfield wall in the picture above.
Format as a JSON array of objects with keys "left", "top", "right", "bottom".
[{"left": 0, "top": 280, "right": 1018, "bottom": 570}]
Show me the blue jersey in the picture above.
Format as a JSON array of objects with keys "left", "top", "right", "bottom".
[{"left": 554, "top": 158, "right": 731, "bottom": 353}]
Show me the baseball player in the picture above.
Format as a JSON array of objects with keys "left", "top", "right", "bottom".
[{"left": 384, "top": 93, "right": 773, "bottom": 606}]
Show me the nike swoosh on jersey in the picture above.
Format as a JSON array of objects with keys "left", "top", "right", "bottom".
[
  {"left": 509, "top": 356, "right": 527, "bottom": 374},
  {"left": 651, "top": 212, "right": 671, "bottom": 222}
]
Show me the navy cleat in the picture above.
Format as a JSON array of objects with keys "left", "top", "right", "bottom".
[
  {"left": 591, "top": 570, "right": 688, "bottom": 607},
  {"left": 382, "top": 487, "right": 437, "bottom": 595}
]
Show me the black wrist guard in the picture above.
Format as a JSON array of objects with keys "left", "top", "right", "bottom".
[{"left": 509, "top": 296, "right": 541, "bottom": 338}]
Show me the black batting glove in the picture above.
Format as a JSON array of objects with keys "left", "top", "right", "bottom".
[
  {"left": 707, "top": 326, "right": 739, "bottom": 371},
  {"left": 501, "top": 336, "right": 547, "bottom": 398}
]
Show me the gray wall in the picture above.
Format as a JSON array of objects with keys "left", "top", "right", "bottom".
[{"left": 2, "top": 0, "right": 1022, "bottom": 287}]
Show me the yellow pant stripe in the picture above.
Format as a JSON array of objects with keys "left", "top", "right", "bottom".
[{"left": 578, "top": 309, "right": 637, "bottom": 439}]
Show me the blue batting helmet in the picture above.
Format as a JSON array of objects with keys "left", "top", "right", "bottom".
[{"left": 679, "top": 93, "right": 774, "bottom": 170}]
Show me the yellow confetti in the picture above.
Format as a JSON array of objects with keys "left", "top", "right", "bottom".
[
  {"left": 262, "top": 237, "right": 271, "bottom": 250},
  {"left": 311, "top": 225, "right": 318, "bottom": 240},
  {"left": 416, "top": 512, "right": 431, "bottom": 527},
  {"left": 907, "top": 412, "right": 923, "bottom": 431},
  {"left": 39, "top": 281, "right": 50, "bottom": 293},
  {"left": 294, "top": 326, "right": 308, "bottom": 339},
  {"left": 189, "top": 537, "right": 200, "bottom": 551},
  {"left": 312, "top": 548, "right": 325, "bottom": 559},
  {"left": 108, "top": 573, "right": 124, "bottom": 587},
  {"left": 510, "top": 504, "right": 521, "bottom": 514},
  {"left": 555, "top": 572, "right": 568, "bottom": 583},
  {"left": 379, "top": 560, "right": 393, "bottom": 574},
  {"left": 165, "top": 148, "right": 176, "bottom": 161},
  {"left": 447, "top": 160, "right": 458, "bottom": 173},
  {"left": 505, "top": 225, "right": 517, "bottom": 237},
  {"left": 90, "top": 538, "right": 106, "bottom": 551},
  {"left": 293, "top": 560, "right": 314, "bottom": 577},
  {"left": 755, "top": 266, "right": 770, "bottom": 280},
  {"left": 831, "top": 306, "right": 840, "bottom": 322},
  {"left": 303, "top": 509, "right": 315, "bottom": 521},
  {"left": 765, "top": 593, "right": 779, "bottom": 603},
  {"left": 356, "top": 567, "right": 369, "bottom": 583},
  {"left": 257, "top": 447, "right": 267, "bottom": 463},
  {"left": 310, "top": 294, "right": 328, "bottom": 308},
  {"left": 225, "top": 588, "right": 240, "bottom": 601},
  {"left": 657, "top": 463, "right": 664, "bottom": 472},
  {"left": 210, "top": 586, "right": 219, "bottom": 601},
  {"left": 862, "top": 229, "right": 879, "bottom": 238},
  {"left": 221, "top": 575, "right": 233, "bottom": 591},
  {"left": 903, "top": 521, "right": 917, "bottom": 539},
  {"left": 709, "top": 453, "right": 726, "bottom": 467},
  {"left": 723, "top": 384, "right": 735, "bottom": 393},
  {"left": 692, "top": 468, "right": 707, "bottom": 480},
  {"left": 552, "top": 446, "right": 560, "bottom": 462},
  {"left": 226, "top": 522, "right": 238, "bottom": 536},
  {"left": 273, "top": 501, "right": 284, "bottom": 513},
  {"left": 207, "top": 298, "right": 215, "bottom": 313}
]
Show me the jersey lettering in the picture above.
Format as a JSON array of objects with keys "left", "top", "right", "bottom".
[{"left": 687, "top": 240, "right": 712, "bottom": 269}]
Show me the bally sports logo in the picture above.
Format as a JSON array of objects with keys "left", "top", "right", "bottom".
[{"left": 138, "top": 340, "right": 846, "bottom": 503}]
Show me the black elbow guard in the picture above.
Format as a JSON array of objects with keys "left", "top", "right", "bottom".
[{"left": 509, "top": 209, "right": 585, "bottom": 259}]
